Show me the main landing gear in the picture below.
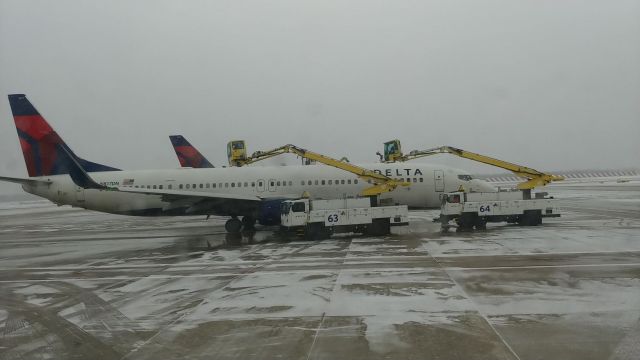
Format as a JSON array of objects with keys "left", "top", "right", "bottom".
[{"left": 225, "top": 216, "right": 256, "bottom": 233}]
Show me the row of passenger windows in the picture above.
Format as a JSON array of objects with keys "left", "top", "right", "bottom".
[{"left": 129, "top": 177, "right": 423, "bottom": 190}]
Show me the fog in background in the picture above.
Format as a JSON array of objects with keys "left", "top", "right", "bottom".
[{"left": 1, "top": 0, "right": 639, "bottom": 195}]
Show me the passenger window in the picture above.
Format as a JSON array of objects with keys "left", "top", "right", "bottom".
[
  {"left": 244, "top": 182, "right": 248, "bottom": 187},
  {"left": 277, "top": 181, "right": 281, "bottom": 186},
  {"left": 193, "top": 184, "right": 196, "bottom": 189},
  {"left": 300, "top": 181, "right": 305, "bottom": 185},
  {"left": 231, "top": 183, "right": 235, "bottom": 187},
  {"left": 251, "top": 182, "right": 255, "bottom": 187},
  {"left": 315, "top": 180, "right": 318, "bottom": 185},
  {"left": 321, "top": 180, "right": 326, "bottom": 185},
  {"left": 186, "top": 184, "right": 190, "bottom": 189},
  {"left": 419, "top": 178, "right": 424, "bottom": 182},
  {"left": 179, "top": 184, "right": 183, "bottom": 189},
  {"left": 328, "top": 180, "right": 332, "bottom": 185},
  {"left": 258, "top": 181, "right": 263, "bottom": 187},
  {"left": 413, "top": 178, "right": 417, "bottom": 183},
  {"left": 168, "top": 185, "right": 172, "bottom": 189},
  {"left": 307, "top": 180, "right": 312, "bottom": 185},
  {"left": 288, "top": 181, "right": 292, "bottom": 186},
  {"left": 341, "top": 180, "right": 345, "bottom": 184},
  {"left": 206, "top": 183, "right": 210, "bottom": 188},
  {"left": 347, "top": 179, "right": 351, "bottom": 184},
  {"left": 199, "top": 184, "right": 203, "bottom": 188},
  {"left": 354, "top": 179, "right": 358, "bottom": 184},
  {"left": 225, "top": 183, "right": 229, "bottom": 188},
  {"left": 335, "top": 180, "right": 339, "bottom": 185},
  {"left": 135, "top": 185, "right": 139, "bottom": 188},
  {"left": 238, "top": 182, "right": 242, "bottom": 187},
  {"left": 159, "top": 185, "right": 163, "bottom": 189},
  {"left": 212, "top": 183, "right": 216, "bottom": 188}
]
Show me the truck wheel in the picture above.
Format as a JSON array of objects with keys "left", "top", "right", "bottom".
[
  {"left": 305, "top": 223, "right": 327, "bottom": 241},
  {"left": 457, "top": 213, "right": 476, "bottom": 232},
  {"left": 474, "top": 218, "right": 487, "bottom": 230},
  {"left": 367, "top": 218, "right": 390, "bottom": 236},
  {"left": 519, "top": 210, "right": 542, "bottom": 226}
]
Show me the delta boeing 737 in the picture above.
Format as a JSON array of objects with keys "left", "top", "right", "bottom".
[{"left": 0, "top": 94, "right": 495, "bottom": 233}]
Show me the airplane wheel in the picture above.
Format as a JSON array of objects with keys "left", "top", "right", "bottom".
[
  {"left": 242, "top": 216, "right": 256, "bottom": 230},
  {"left": 225, "top": 218, "right": 242, "bottom": 233}
]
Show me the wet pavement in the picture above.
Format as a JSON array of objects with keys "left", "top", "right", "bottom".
[{"left": 1, "top": 184, "right": 639, "bottom": 359}]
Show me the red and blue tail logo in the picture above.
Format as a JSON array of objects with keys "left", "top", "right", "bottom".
[
  {"left": 8, "top": 94, "right": 119, "bottom": 177},
  {"left": 169, "top": 135, "right": 214, "bottom": 168}
]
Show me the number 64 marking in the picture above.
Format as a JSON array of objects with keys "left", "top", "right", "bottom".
[{"left": 479, "top": 205, "right": 491, "bottom": 213}]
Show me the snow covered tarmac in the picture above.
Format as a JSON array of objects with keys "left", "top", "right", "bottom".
[{"left": 1, "top": 184, "right": 639, "bottom": 359}]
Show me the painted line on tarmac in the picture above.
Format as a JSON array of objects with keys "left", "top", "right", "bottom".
[{"left": 449, "top": 262, "right": 640, "bottom": 270}]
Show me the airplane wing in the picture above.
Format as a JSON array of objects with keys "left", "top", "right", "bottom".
[
  {"left": 0, "top": 176, "right": 52, "bottom": 186},
  {"left": 115, "top": 187, "right": 297, "bottom": 216},
  {"left": 116, "top": 187, "right": 261, "bottom": 202}
]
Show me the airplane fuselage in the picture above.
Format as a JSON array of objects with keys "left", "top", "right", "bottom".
[{"left": 22, "top": 162, "right": 495, "bottom": 217}]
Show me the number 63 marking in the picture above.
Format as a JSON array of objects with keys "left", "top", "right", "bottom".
[{"left": 327, "top": 214, "right": 339, "bottom": 222}]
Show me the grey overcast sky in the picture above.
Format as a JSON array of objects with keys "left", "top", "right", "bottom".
[{"left": 1, "top": 0, "right": 639, "bottom": 194}]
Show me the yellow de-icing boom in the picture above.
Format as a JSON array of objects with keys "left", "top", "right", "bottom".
[
  {"left": 227, "top": 140, "right": 410, "bottom": 196},
  {"left": 380, "top": 140, "right": 563, "bottom": 190}
]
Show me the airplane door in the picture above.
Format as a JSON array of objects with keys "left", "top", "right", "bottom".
[
  {"left": 256, "top": 179, "right": 266, "bottom": 193},
  {"left": 434, "top": 170, "right": 445, "bottom": 192},
  {"left": 268, "top": 179, "right": 277, "bottom": 192}
]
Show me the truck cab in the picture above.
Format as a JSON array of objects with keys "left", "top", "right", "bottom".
[{"left": 280, "top": 199, "right": 309, "bottom": 227}]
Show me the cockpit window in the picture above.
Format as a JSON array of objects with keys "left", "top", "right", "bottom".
[{"left": 458, "top": 175, "right": 473, "bottom": 181}]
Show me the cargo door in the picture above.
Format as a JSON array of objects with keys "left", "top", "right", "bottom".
[{"left": 434, "top": 170, "right": 445, "bottom": 192}]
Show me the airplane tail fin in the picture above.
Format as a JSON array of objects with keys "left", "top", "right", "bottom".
[
  {"left": 169, "top": 135, "right": 214, "bottom": 168},
  {"left": 8, "top": 94, "right": 120, "bottom": 177}
]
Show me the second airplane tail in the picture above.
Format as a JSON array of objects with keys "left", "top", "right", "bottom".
[{"left": 169, "top": 135, "right": 214, "bottom": 168}]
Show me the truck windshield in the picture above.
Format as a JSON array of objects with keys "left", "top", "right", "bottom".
[
  {"left": 458, "top": 175, "right": 473, "bottom": 181},
  {"left": 280, "top": 203, "right": 291, "bottom": 214},
  {"left": 292, "top": 202, "right": 305, "bottom": 212},
  {"left": 448, "top": 194, "right": 461, "bottom": 203}
]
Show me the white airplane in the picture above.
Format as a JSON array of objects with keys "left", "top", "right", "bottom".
[{"left": 0, "top": 94, "right": 495, "bottom": 233}]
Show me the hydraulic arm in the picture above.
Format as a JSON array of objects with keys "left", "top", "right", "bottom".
[
  {"left": 227, "top": 140, "right": 409, "bottom": 196},
  {"left": 379, "top": 140, "right": 563, "bottom": 190}
]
